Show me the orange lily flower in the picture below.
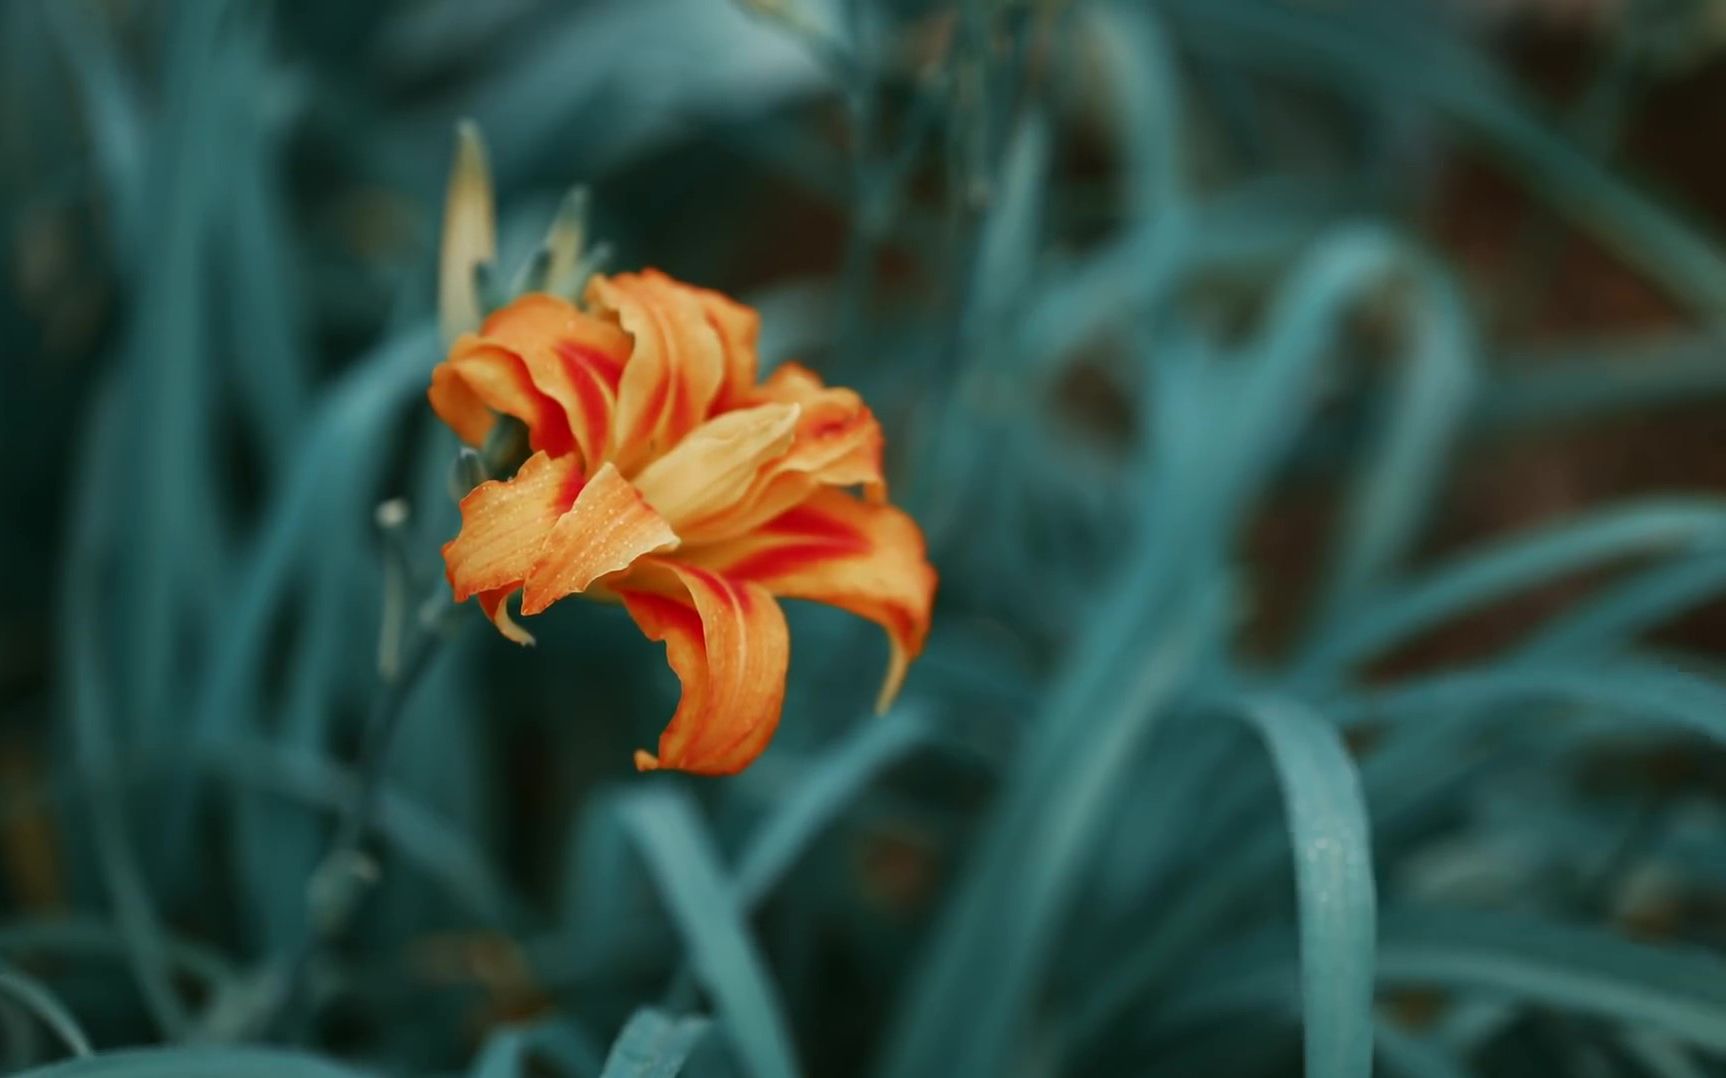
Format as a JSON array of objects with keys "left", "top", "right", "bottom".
[{"left": 428, "top": 273, "right": 936, "bottom": 775}]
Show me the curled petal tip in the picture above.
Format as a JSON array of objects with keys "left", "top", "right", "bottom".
[
  {"left": 633, "top": 750, "right": 661, "bottom": 772},
  {"left": 874, "top": 648, "right": 911, "bottom": 715},
  {"left": 476, "top": 589, "right": 537, "bottom": 646},
  {"left": 620, "top": 566, "right": 789, "bottom": 777}
]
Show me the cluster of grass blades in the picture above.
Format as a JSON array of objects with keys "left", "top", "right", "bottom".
[{"left": 6, "top": 0, "right": 1726, "bottom": 1075}]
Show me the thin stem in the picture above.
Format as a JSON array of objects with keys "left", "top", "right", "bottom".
[
  {"left": 323, "top": 606, "right": 451, "bottom": 882},
  {"left": 231, "top": 587, "right": 458, "bottom": 1043},
  {"left": 0, "top": 963, "right": 95, "bottom": 1060}
]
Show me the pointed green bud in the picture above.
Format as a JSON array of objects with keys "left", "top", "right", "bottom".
[
  {"left": 541, "top": 186, "right": 590, "bottom": 298},
  {"left": 439, "top": 120, "right": 496, "bottom": 342},
  {"left": 512, "top": 246, "right": 554, "bottom": 297},
  {"left": 448, "top": 447, "right": 487, "bottom": 502},
  {"left": 571, "top": 240, "right": 615, "bottom": 295}
]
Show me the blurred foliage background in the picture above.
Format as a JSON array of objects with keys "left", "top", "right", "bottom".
[{"left": 8, "top": 0, "right": 1726, "bottom": 1075}]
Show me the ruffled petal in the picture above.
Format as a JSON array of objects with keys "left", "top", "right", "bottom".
[
  {"left": 685, "top": 282, "right": 761, "bottom": 414},
  {"left": 748, "top": 363, "right": 884, "bottom": 491},
  {"left": 429, "top": 341, "right": 576, "bottom": 458},
  {"left": 630, "top": 403, "right": 800, "bottom": 529},
  {"left": 475, "top": 293, "right": 631, "bottom": 472},
  {"left": 678, "top": 362, "right": 886, "bottom": 543},
  {"left": 616, "top": 560, "right": 789, "bottom": 776},
  {"left": 445, "top": 453, "right": 679, "bottom": 637},
  {"left": 444, "top": 451, "right": 583, "bottom": 603},
  {"left": 682, "top": 490, "right": 935, "bottom": 711},
  {"left": 587, "top": 271, "right": 726, "bottom": 472},
  {"left": 521, "top": 463, "right": 680, "bottom": 616}
]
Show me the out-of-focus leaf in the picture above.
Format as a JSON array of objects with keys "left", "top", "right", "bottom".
[
  {"left": 186, "top": 323, "right": 441, "bottom": 950},
  {"left": 733, "top": 706, "right": 928, "bottom": 909},
  {"left": 1346, "top": 659, "right": 1726, "bottom": 747},
  {"left": 880, "top": 586, "right": 1220, "bottom": 1078},
  {"left": 194, "top": 324, "right": 439, "bottom": 748},
  {"left": 1020, "top": 179, "right": 1346, "bottom": 371},
  {"left": 0, "top": 963, "right": 92, "bottom": 1059},
  {"left": 1085, "top": 3, "right": 1185, "bottom": 219},
  {"left": 558, "top": 788, "right": 650, "bottom": 968},
  {"left": 440, "top": 0, "right": 828, "bottom": 183},
  {"left": 61, "top": 379, "right": 186, "bottom": 1037},
  {"left": 470, "top": 1017, "right": 605, "bottom": 1078},
  {"left": 0, "top": 918, "right": 234, "bottom": 990},
  {"left": 1237, "top": 698, "right": 1376, "bottom": 1078},
  {"left": 1482, "top": 335, "right": 1726, "bottom": 431},
  {"left": 205, "top": 738, "right": 521, "bottom": 927},
  {"left": 958, "top": 115, "right": 1048, "bottom": 362},
  {"left": 1167, "top": 0, "right": 1726, "bottom": 318},
  {"left": 619, "top": 789, "right": 799, "bottom": 1078},
  {"left": 11, "top": 1048, "right": 376, "bottom": 1077},
  {"left": 1306, "top": 248, "right": 1477, "bottom": 634},
  {"left": 1296, "top": 501, "right": 1726, "bottom": 681},
  {"left": 116, "top": 0, "right": 230, "bottom": 751},
  {"left": 1518, "top": 552, "right": 1726, "bottom": 661},
  {"left": 597, "top": 1009, "right": 712, "bottom": 1078},
  {"left": 1621, "top": 1032, "right": 1708, "bottom": 1078},
  {"left": 215, "top": 10, "right": 309, "bottom": 461},
  {"left": 1188, "top": 224, "right": 1434, "bottom": 551},
  {"left": 42, "top": 0, "right": 145, "bottom": 263},
  {"left": 1373, "top": 1020, "right": 1471, "bottom": 1078},
  {"left": 1164, "top": 908, "right": 1726, "bottom": 1053}
]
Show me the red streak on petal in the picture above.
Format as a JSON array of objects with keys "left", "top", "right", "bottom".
[
  {"left": 478, "top": 348, "right": 575, "bottom": 458},
  {"left": 807, "top": 413, "right": 864, "bottom": 439},
  {"left": 556, "top": 340, "right": 624, "bottom": 391},
  {"left": 756, "top": 504, "right": 871, "bottom": 551},
  {"left": 560, "top": 356, "right": 612, "bottom": 469},
  {"left": 674, "top": 563, "right": 727, "bottom": 597},
  {"left": 533, "top": 408, "right": 575, "bottom": 458},
  {"left": 556, "top": 467, "right": 587, "bottom": 511},
  {"left": 619, "top": 588, "right": 705, "bottom": 642},
  {"left": 723, "top": 541, "right": 855, "bottom": 582},
  {"left": 635, "top": 368, "right": 672, "bottom": 449}
]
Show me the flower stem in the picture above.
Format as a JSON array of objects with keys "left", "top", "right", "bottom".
[
  {"left": 202, "top": 548, "right": 459, "bottom": 1044},
  {"left": 324, "top": 596, "right": 451, "bottom": 879},
  {"left": 273, "top": 595, "right": 455, "bottom": 1039}
]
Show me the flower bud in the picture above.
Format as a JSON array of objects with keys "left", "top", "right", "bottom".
[{"left": 438, "top": 120, "right": 496, "bottom": 342}]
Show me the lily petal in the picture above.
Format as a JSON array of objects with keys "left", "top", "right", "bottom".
[
  {"left": 588, "top": 271, "right": 726, "bottom": 472},
  {"left": 618, "top": 561, "right": 789, "bottom": 775},
  {"left": 521, "top": 463, "right": 680, "bottom": 615},
  {"left": 678, "top": 363, "right": 885, "bottom": 543},
  {"left": 749, "top": 363, "right": 885, "bottom": 493},
  {"left": 684, "top": 490, "right": 935, "bottom": 712},
  {"left": 444, "top": 450, "right": 583, "bottom": 603},
  {"left": 476, "top": 587, "right": 535, "bottom": 646},
  {"left": 630, "top": 402, "right": 801, "bottom": 529},
  {"left": 685, "top": 281, "right": 761, "bottom": 414},
  {"left": 475, "top": 293, "right": 631, "bottom": 473},
  {"left": 429, "top": 341, "right": 577, "bottom": 458}
]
